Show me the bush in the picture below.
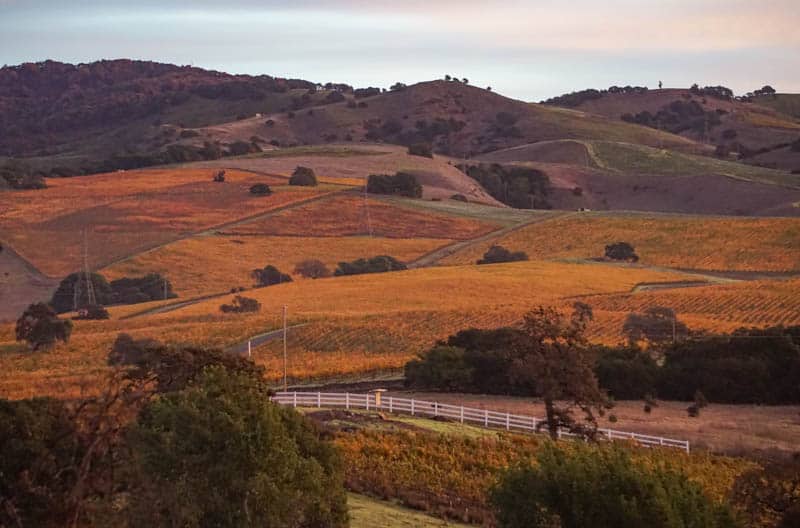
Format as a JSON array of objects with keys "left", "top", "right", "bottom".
[
  {"left": 219, "top": 295, "right": 261, "bottom": 313},
  {"left": 249, "top": 183, "right": 272, "bottom": 195},
  {"left": 404, "top": 346, "right": 474, "bottom": 392},
  {"left": 15, "top": 303, "right": 73, "bottom": 350},
  {"left": 252, "top": 265, "right": 292, "bottom": 287},
  {"left": 491, "top": 443, "right": 739, "bottom": 528},
  {"left": 476, "top": 245, "right": 529, "bottom": 265},
  {"left": 450, "top": 193, "right": 468, "bottom": 202},
  {"left": 289, "top": 166, "right": 318, "bottom": 186},
  {"left": 407, "top": 143, "right": 433, "bottom": 158},
  {"left": 334, "top": 255, "right": 407, "bottom": 276},
  {"left": 109, "top": 273, "right": 176, "bottom": 305},
  {"left": 604, "top": 241, "right": 639, "bottom": 262},
  {"left": 125, "top": 368, "right": 348, "bottom": 527},
  {"left": 594, "top": 346, "right": 659, "bottom": 400},
  {"left": 294, "top": 259, "right": 331, "bottom": 279},
  {"left": 462, "top": 164, "right": 551, "bottom": 209},
  {"left": 366, "top": 172, "right": 422, "bottom": 198}
]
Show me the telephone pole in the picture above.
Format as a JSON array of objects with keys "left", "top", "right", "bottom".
[{"left": 283, "top": 304, "right": 288, "bottom": 391}]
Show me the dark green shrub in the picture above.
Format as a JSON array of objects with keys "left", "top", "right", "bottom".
[
  {"left": 407, "top": 143, "right": 433, "bottom": 158},
  {"left": 366, "top": 172, "right": 422, "bottom": 198},
  {"left": 334, "top": 255, "right": 407, "bottom": 276},
  {"left": 462, "top": 164, "right": 551, "bottom": 209},
  {"left": 50, "top": 272, "right": 115, "bottom": 313},
  {"left": 404, "top": 346, "right": 474, "bottom": 391},
  {"left": 594, "top": 346, "right": 659, "bottom": 399},
  {"left": 294, "top": 259, "right": 331, "bottom": 279},
  {"left": 110, "top": 273, "right": 176, "bottom": 305},
  {"left": 125, "top": 367, "right": 348, "bottom": 527},
  {"left": 78, "top": 304, "right": 110, "bottom": 320},
  {"left": 252, "top": 265, "right": 292, "bottom": 286},
  {"left": 605, "top": 242, "right": 639, "bottom": 262},
  {"left": 476, "top": 245, "right": 529, "bottom": 265},
  {"left": 289, "top": 166, "right": 318, "bottom": 186},
  {"left": 491, "top": 443, "right": 739, "bottom": 528},
  {"left": 219, "top": 295, "right": 261, "bottom": 313},
  {"left": 249, "top": 183, "right": 272, "bottom": 195},
  {"left": 15, "top": 303, "right": 73, "bottom": 351}
]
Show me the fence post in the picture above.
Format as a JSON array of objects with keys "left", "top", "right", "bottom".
[
  {"left": 411, "top": 399, "right": 415, "bottom": 416},
  {"left": 506, "top": 413, "right": 510, "bottom": 430},
  {"left": 293, "top": 392, "right": 297, "bottom": 408},
  {"left": 389, "top": 397, "right": 393, "bottom": 413},
  {"left": 460, "top": 406, "right": 464, "bottom": 424},
  {"left": 366, "top": 395, "right": 370, "bottom": 411},
  {"left": 484, "top": 409, "right": 488, "bottom": 427},
  {"left": 434, "top": 402, "right": 438, "bottom": 417},
  {"left": 557, "top": 429, "right": 563, "bottom": 439},
  {"left": 660, "top": 437, "right": 664, "bottom": 446},
  {"left": 345, "top": 393, "right": 350, "bottom": 410},
  {"left": 607, "top": 430, "right": 612, "bottom": 441},
  {"left": 532, "top": 417, "right": 536, "bottom": 431},
  {"left": 317, "top": 391, "right": 321, "bottom": 408}
]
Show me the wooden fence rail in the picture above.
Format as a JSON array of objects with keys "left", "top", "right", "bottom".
[{"left": 271, "top": 391, "right": 690, "bottom": 453}]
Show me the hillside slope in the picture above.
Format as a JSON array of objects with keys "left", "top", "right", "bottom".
[{"left": 552, "top": 87, "right": 800, "bottom": 171}]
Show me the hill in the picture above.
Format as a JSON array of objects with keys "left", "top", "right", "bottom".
[
  {"left": 546, "top": 87, "right": 800, "bottom": 172},
  {"left": 476, "top": 140, "right": 800, "bottom": 215}
]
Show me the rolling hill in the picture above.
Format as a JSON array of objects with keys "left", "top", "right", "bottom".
[{"left": 546, "top": 87, "right": 800, "bottom": 172}]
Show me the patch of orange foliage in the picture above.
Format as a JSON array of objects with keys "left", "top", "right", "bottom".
[
  {"left": 0, "top": 167, "right": 334, "bottom": 276},
  {"left": 223, "top": 194, "right": 500, "bottom": 240}
]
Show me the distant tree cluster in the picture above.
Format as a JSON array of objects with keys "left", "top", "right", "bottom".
[
  {"left": 49, "top": 272, "right": 176, "bottom": 313},
  {"left": 294, "top": 259, "right": 331, "bottom": 279},
  {"left": 354, "top": 87, "right": 381, "bottom": 99},
  {"left": 0, "top": 160, "right": 47, "bottom": 190},
  {"left": 476, "top": 245, "right": 529, "bottom": 265},
  {"left": 407, "top": 142, "right": 433, "bottom": 158},
  {"left": 334, "top": 255, "right": 407, "bottom": 276},
  {"left": 541, "top": 85, "right": 648, "bottom": 107},
  {"left": 249, "top": 183, "right": 272, "bottom": 195},
  {"left": 604, "top": 241, "right": 639, "bottom": 262},
  {"left": 689, "top": 83, "right": 734, "bottom": 100},
  {"left": 288, "top": 166, "right": 318, "bottom": 186},
  {"left": 251, "top": 265, "right": 292, "bottom": 287},
  {"left": 621, "top": 100, "right": 724, "bottom": 135},
  {"left": 461, "top": 163, "right": 551, "bottom": 209},
  {"left": 366, "top": 172, "right": 423, "bottom": 198},
  {"left": 219, "top": 295, "right": 261, "bottom": 313},
  {"left": 15, "top": 303, "right": 73, "bottom": 350}
]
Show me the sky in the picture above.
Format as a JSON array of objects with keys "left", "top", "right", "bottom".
[{"left": 1, "top": 0, "right": 799, "bottom": 101}]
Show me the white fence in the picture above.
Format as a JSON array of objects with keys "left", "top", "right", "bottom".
[{"left": 272, "top": 391, "right": 690, "bottom": 453}]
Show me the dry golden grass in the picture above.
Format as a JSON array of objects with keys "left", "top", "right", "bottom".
[
  {"left": 0, "top": 168, "right": 330, "bottom": 276},
  {"left": 441, "top": 213, "right": 800, "bottom": 272},
  {"left": 222, "top": 194, "right": 500, "bottom": 240},
  {"left": 102, "top": 234, "right": 453, "bottom": 297},
  {"left": 398, "top": 392, "right": 800, "bottom": 455}
]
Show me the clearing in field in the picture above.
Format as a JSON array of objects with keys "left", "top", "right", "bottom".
[
  {"left": 0, "top": 168, "right": 336, "bottom": 277},
  {"left": 102, "top": 233, "right": 455, "bottom": 297},
  {"left": 441, "top": 212, "right": 800, "bottom": 272},
  {"left": 220, "top": 194, "right": 501, "bottom": 239}
]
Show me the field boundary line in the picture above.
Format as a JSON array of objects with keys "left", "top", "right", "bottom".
[{"left": 272, "top": 391, "right": 691, "bottom": 452}]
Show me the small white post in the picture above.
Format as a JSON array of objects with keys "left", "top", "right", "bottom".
[
  {"left": 434, "top": 402, "right": 438, "bottom": 417},
  {"left": 345, "top": 393, "right": 350, "bottom": 410},
  {"left": 484, "top": 409, "right": 488, "bottom": 427},
  {"left": 557, "top": 429, "right": 563, "bottom": 439},
  {"left": 389, "top": 397, "right": 393, "bottom": 413},
  {"left": 247, "top": 340, "right": 251, "bottom": 358},
  {"left": 293, "top": 392, "right": 297, "bottom": 408},
  {"left": 366, "top": 395, "right": 370, "bottom": 411},
  {"left": 411, "top": 399, "right": 415, "bottom": 415},
  {"left": 317, "top": 391, "right": 321, "bottom": 408},
  {"left": 460, "top": 406, "right": 464, "bottom": 424},
  {"left": 532, "top": 417, "right": 536, "bottom": 430},
  {"left": 506, "top": 413, "right": 510, "bottom": 430}
]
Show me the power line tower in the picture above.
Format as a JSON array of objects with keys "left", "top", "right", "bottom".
[{"left": 73, "top": 229, "right": 96, "bottom": 311}]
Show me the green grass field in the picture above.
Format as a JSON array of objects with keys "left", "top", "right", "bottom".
[
  {"left": 349, "top": 493, "right": 470, "bottom": 528},
  {"left": 589, "top": 140, "right": 799, "bottom": 187}
]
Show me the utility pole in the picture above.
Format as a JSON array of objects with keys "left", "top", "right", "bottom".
[{"left": 283, "top": 304, "right": 288, "bottom": 391}]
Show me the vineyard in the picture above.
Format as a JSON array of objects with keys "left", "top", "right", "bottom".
[
  {"left": 220, "top": 194, "right": 501, "bottom": 239},
  {"left": 335, "top": 428, "right": 753, "bottom": 525},
  {"left": 102, "top": 234, "right": 452, "bottom": 297},
  {"left": 441, "top": 212, "right": 800, "bottom": 272},
  {"left": 0, "top": 167, "right": 336, "bottom": 276}
]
